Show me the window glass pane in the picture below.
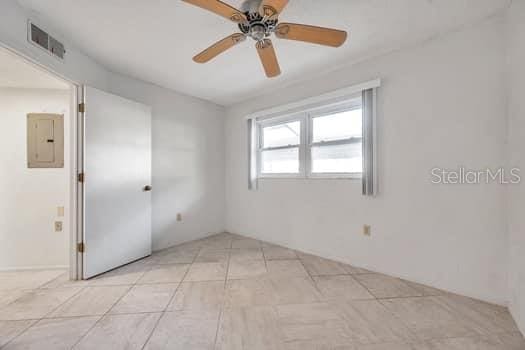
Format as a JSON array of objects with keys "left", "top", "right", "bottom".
[
  {"left": 261, "top": 148, "right": 299, "bottom": 174},
  {"left": 311, "top": 143, "right": 362, "bottom": 174},
  {"left": 263, "top": 121, "right": 300, "bottom": 148},
  {"left": 312, "top": 109, "right": 362, "bottom": 143}
]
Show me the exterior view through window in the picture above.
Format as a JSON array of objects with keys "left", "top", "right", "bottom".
[{"left": 257, "top": 96, "right": 362, "bottom": 178}]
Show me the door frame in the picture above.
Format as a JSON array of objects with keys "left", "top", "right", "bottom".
[{"left": 0, "top": 42, "right": 83, "bottom": 280}]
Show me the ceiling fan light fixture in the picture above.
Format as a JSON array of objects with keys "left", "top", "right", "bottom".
[{"left": 182, "top": 0, "right": 348, "bottom": 78}]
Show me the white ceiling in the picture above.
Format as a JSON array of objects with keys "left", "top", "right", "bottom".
[
  {"left": 17, "top": 0, "right": 509, "bottom": 105},
  {"left": 0, "top": 48, "right": 69, "bottom": 89}
]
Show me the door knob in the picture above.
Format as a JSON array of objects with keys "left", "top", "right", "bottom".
[{"left": 143, "top": 185, "right": 152, "bottom": 192}]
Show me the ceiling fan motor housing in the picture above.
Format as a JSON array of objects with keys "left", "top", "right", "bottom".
[{"left": 239, "top": 0, "right": 278, "bottom": 42}]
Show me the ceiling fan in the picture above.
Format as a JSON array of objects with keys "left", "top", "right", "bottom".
[{"left": 182, "top": 0, "right": 348, "bottom": 78}]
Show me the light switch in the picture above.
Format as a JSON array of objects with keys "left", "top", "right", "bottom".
[{"left": 57, "top": 206, "right": 64, "bottom": 217}]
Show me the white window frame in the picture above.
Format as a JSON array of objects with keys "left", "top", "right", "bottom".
[
  {"left": 256, "top": 95, "right": 363, "bottom": 179},
  {"left": 257, "top": 113, "right": 307, "bottom": 178},
  {"left": 307, "top": 99, "right": 363, "bottom": 179}
]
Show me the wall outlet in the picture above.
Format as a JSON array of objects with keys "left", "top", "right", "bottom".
[
  {"left": 55, "top": 221, "right": 63, "bottom": 232},
  {"left": 57, "top": 206, "right": 64, "bottom": 217},
  {"left": 176, "top": 213, "right": 182, "bottom": 222},
  {"left": 363, "top": 225, "right": 371, "bottom": 236}
]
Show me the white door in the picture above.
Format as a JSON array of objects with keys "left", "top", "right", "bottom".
[{"left": 82, "top": 86, "right": 152, "bottom": 279}]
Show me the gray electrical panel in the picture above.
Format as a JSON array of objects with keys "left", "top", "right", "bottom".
[{"left": 27, "top": 113, "right": 64, "bottom": 168}]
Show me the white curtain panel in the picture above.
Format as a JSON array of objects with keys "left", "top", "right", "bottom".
[
  {"left": 247, "top": 118, "right": 258, "bottom": 190},
  {"left": 362, "top": 88, "right": 378, "bottom": 196}
]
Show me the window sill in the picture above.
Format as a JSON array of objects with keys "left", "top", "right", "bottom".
[{"left": 258, "top": 173, "right": 362, "bottom": 180}]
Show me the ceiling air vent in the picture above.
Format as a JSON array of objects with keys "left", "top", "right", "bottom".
[{"left": 28, "top": 21, "right": 66, "bottom": 60}]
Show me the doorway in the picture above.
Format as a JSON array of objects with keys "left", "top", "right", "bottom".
[{"left": 0, "top": 46, "right": 78, "bottom": 286}]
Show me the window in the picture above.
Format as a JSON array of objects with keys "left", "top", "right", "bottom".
[
  {"left": 257, "top": 96, "right": 362, "bottom": 178},
  {"left": 259, "top": 118, "right": 303, "bottom": 175}
]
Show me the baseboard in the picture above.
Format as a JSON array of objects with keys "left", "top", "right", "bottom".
[{"left": 0, "top": 265, "right": 68, "bottom": 272}]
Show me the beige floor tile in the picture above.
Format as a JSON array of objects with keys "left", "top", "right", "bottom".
[
  {"left": 334, "top": 300, "right": 417, "bottom": 344},
  {"left": 184, "top": 262, "right": 227, "bottom": 282},
  {"left": 313, "top": 275, "right": 374, "bottom": 301},
  {"left": 283, "top": 339, "right": 356, "bottom": 350},
  {"left": 110, "top": 283, "right": 178, "bottom": 314},
  {"left": 217, "top": 306, "right": 285, "bottom": 350},
  {"left": 199, "top": 237, "right": 233, "bottom": 250},
  {"left": 276, "top": 303, "right": 352, "bottom": 346},
  {"left": 143, "top": 310, "right": 219, "bottom": 350},
  {"left": 231, "top": 238, "right": 262, "bottom": 249},
  {"left": 226, "top": 277, "right": 321, "bottom": 307},
  {"left": 0, "top": 290, "right": 31, "bottom": 309},
  {"left": 40, "top": 273, "right": 91, "bottom": 289},
  {"left": 227, "top": 260, "right": 267, "bottom": 280},
  {"left": 266, "top": 260, "right": 309, "bottom": 278},
  {"left": 420, "top": 333, "right": 525, "bottom": 349},
  {"left": 49, "top": 286, "right": 130, "bottom": 317},
  {"left": 194, "top": 249, "right": 230, "bottom": 263},
  {"left": 0, "top": 320, "right": 36, "bottom": 347},
  {"left": 229, "top": 248, "right": 264, "bottom": 262},
  {"left": 167, "top": 281, "right": 225, "bottom": 311},
  {"left": 153, "top": 249, "right": 199, "bottom": 264},
  {"left": 342, "top": 264, "right": 372, "bottom": 275},
  {"left": 0, "top": 270, "right": 67, "bottom": 291},
  {"left": 299, "top": 254, "right": 348, "bottom": 276},
  {"left": 263, "top": 246, "right": 298, "bottom": 260},
  {"left": 403, "top": 281, "right": 446, "bottom": 296},
  {"left": 0, "top": 234, "right": 521, "bottom": 350},
  {"left": 353, "top": 274, "right": 423, "bottom": 298},
  {"left": 88, "top": 262, "right": 149, "bottom": 286},
  {"left": 353, "top": 343, "right": 419, "bottom": 350},
  {"left": 433, "top": 294, "right": 519, "bottom": 334},
  {"left": 75, "top": 313, "right": 161, "bottom": 350},
  {"left": 0, "top": 288, "right": 82, "bottom": 320},
  {"left": 3, "top": 316, "right": 99, "bottom": 350},
  {"left": 380, "top": 296, "right": 480, "bottom": 340},
  {"left": 137, "top": 264, "right": 189, "bottom": 284}
]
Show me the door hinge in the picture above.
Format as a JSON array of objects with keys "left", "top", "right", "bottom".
[
  {"left": 78, "top": 102, "right": 85, "bottom": 113},
  {"left": 77, "top": 242, "right": 85, "bottom": 253},
  {"left": 78, "top": 172, "right": 85, "bottom": 183}
]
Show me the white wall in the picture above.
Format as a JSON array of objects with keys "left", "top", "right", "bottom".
[
  {"left": 108, "top": 73, "right": 226, "bottom": 251},
  {"left": 0, "top": 88, "right": 70, "bottom": 270},
  {"left": 225, "top": 16, "right": 509, "bottom": 305},
  {"left": 1, "top": 0, "right": 227, "bottom": 253},
  {"left": 0, "top": 0, "right": 108, "bottom": 89},
  {"left": 506, "top": 0, "right": 525, "bottom": 335}
]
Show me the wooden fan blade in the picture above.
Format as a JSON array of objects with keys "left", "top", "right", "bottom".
[
  {"left": 193, "top": 34, "right": 246, "bottom": 63},
  {"left": 275, "top": 23, "right": 348, "bottom": 47},
  {"left": 259, "top": 0, "right": 289, "bottom": 19},
  {"left": 256, "top": 39, "right": 281, "bottom": 78},
  {"left": 182, "top": 0, "right": 247, "bottom": 23}
]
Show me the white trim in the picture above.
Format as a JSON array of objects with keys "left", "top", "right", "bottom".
[
  {"left": 246, "top": 79, "right": 381, "bottom": 121},
  {"left": 0, "top": 265, "right": 69, "bottom": 272}
]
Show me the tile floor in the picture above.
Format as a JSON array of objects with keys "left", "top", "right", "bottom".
[{"left": 0, "top": 233, "right": 523, "bottom": 349}]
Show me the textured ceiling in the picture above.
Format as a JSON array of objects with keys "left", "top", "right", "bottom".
[
  {"left": 0, "top": 48, "right": 69, "bottom": 89},
  {"left": 17, "top": 0, "right": 509, "bottom": 105}
]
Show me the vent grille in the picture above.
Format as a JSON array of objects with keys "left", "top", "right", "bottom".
[{"left": 28, "top": 22, "right": 66, "bottom": 60}]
